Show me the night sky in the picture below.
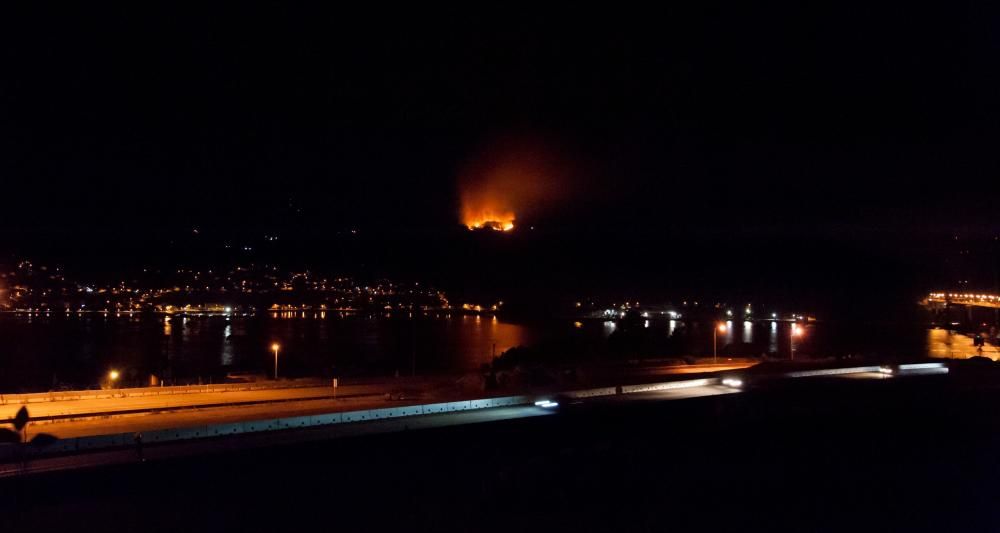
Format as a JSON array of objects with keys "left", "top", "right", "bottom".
[{"left": 2, "top": 5, "right": 998, "bottom": 311}]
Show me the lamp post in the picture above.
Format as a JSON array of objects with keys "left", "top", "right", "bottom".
[
  {"left": 271, "top": 343, "right": 280, "bottom": 380},
  {"left": 714, "top": 323, "right": 727, "bottom": 364}
]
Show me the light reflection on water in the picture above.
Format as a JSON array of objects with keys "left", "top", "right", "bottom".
[
  {"left": 0, "top": 313, "right": 991, "bottom": 392},
  {"left": 221, "top": 323, "right": 234, "bottom": 365},
  {"left": 768, "top": 321, "right": 778, "bottom": 354},
  {"left": 926, "top": 327, "right": 1000, "bottom": 360}
]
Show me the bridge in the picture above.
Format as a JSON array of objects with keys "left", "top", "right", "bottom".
[
  {"left": 925, "top": 293, "right": 999, "bottom": 343},
  {"left": 925, "top": 292, "right": 1000, "bottom": 309}
]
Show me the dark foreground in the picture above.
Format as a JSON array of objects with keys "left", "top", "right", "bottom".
[{"left": 2, "top": 365, "right": 999, "bottom": 532}]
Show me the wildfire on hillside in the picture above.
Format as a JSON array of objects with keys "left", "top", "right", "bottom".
[
  {"left": 461, "top": 204, "right": 516, "bottom": 232},
  {"left": 458, "top": 137, "right": 569, "bottom": 233}
]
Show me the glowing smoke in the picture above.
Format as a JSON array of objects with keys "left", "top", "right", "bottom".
[{"left": 458, "top": 138, "right": 568, "bottom": 231}]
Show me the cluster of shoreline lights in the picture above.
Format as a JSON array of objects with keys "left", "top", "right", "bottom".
[
  {"left": 929, "top": 292, "right": 1000, "bottom": 302},
  {"left": 601, "top": 305, "right": 805, "bottom": 322}
]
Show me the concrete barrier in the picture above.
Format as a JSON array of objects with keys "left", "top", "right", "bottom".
[
  {"left": 564, "top": 387, "right": 618, "bottom": 399},
  {"left": 210, "top": 423, "right": 244, "bottom": 437},
  {"left": 309, "top": 413, "right": 343, "bottom": 426},
  {"left": 341, "top": 410, "right": 370, "bottom": 423},
  {"left": 445, "top": 401, "right": 472, "bottom": 412},
  {"left": 75, "top": 433, "right": 127, "bottom": 450},
  {"left": 48, "top": 438, "right": 78, "bottom": 454},
  {"left": 277, "top": 416, "right": 313, "bottom": 429},
  {"left": 783, "top": 366, "right": 881, "bottom": 378},
  {"left": 144, "top": 426, "right": 209, "bottom": 443},
  {"left": 621, "top": 378, "right": 718, "bottom": 394},
  {"left": 421, "top": 402, "right": 450, "bottom": 414},
  {"left": 490, "top": 395, "right": 531, "bottom": 407}
]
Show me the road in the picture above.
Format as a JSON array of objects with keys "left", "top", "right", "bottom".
[
  {"left": 0, "top": 384, "right": 384, "bottom": 421},
  {"left": 0, "top": 383, "right": 737, "bottom": 477},
  {"left": 0, "top": 368, "right": 985, "bottom": 532},
  {"left": 0, "top": 404, "right": 557, "bottom": 477},
  {"left": 0, "top": 363, "right": 754, "bottom": 436}
]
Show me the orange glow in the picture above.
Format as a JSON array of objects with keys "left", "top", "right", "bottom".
[
  {"left": 460, "top": 179, "right": 517, "bottom": 231},
  {"left": 458, "top": 136, "right": 574, "bottom": 232},
  {"left": 718, "top": 324, "right": 727, "bottom": 332},
  {"left": 464, "top": 211, "right": 516, "bottom": 232}
]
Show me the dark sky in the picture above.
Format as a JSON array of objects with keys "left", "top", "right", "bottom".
[{"left": 1, "top": 5, "right": 998, "bottom": 307}]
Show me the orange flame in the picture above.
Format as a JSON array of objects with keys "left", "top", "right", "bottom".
[
  {"left": 458, "top": 136, "right": 572, "bottom": 232},
  {"left": 462, "top": 204, "right": 516, "bottom": 232}
]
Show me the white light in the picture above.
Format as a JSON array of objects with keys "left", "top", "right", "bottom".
[
  {"left": 722, "top": 378, "right": 743, "bottom": 388},
  {"left": 879, "top": 366, "right": 893, "bottom": 374},
  {"left": 623, "top": 378, "right": 712, "bottom": 393},
  {"left": 534, "top": 400, "right": 559, "bottom": 408},
  {"left": 898, "top": 362, "right": 944, "bottom": 370},
  {"left": 785, "top": 366, "right": 881, "bottom": 378}
]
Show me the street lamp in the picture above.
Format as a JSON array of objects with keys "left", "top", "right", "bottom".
[
  {"left": 790, "top": 323, "right": 803, "bottom": 360},
  {"left": 271, "top": 343, "right": 280, "bottom": 380},
  {"left": 714, "top": 323, "right": 727, "bottom": 364}
]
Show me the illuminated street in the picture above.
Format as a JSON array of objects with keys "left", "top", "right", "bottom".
[
  {"left": 0, "top": 363, "right": 754, "bottom": 441},
  {"left": 0, "top": 404, "right": 558, "bottom": 478},
  {"left": 0, "top": 379, "right": 744, "bottom": 477},
  {"left": 0, "top": 383, "right": 382, "bottom": 421}
]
